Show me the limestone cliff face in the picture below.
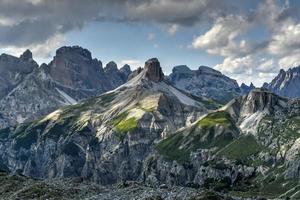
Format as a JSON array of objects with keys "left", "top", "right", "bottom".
[{"left": 48, "top": 46, "right": 109, "bottom": 91}]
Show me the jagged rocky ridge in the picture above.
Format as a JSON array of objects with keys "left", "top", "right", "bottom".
[
  {"left": 3, "top": 56, "right": 300, "bottom": 199},
  {"left": 168, "top": 65, "right": 241, "bottom": 104},
  {"left": 0, "top": 58, "right": 218, "bottom": 186},
  {"left": 263, "top": 66, "right": 300, "bottom": 98},
  {"left": 0, "top": 46, "right": 131, "bottom": 128},
  {"left": 240, "top": 82, "right": 255, "bottom": 95}
]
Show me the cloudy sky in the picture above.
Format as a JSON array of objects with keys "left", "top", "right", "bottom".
[{"left": 0, "top": 0, "right": 300, "bottom": 86}]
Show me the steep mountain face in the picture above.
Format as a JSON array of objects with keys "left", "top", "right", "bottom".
[
  {"left": 263, "top": 66, "right": 300, "bottom": 98},
  {"left": 168, "top": 65, "right": 241, "bottom": 104},
  {"left": 0, "top": 46, "right": 132, "bottom": 128},
  {"left": 0, "top": 58, "right": 217, "bottom": 186},
  {"left": 104, "top": 62, "right": 131, "bottom": 87},
  {"left": 240, "top": 82, "right": 255, "bottom": 95},
  {"left": 146, "top": 89, "right": 300, "bottom": 199},
  {"left": 0, "top": 51, "right": 38, "bottom": 100}
]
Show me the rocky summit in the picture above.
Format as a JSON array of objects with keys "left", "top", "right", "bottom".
[
  {"left": 144, "top": 58, "right": 164, "bottom": 82},
  {"left": 0, "top": 46, "right": 132, "bottom": 128},
  {"left": 263, "top": 66, "right": 300, "bottom": 98},
  {"left": 240, "top": 82, "right": 255, "bottom": 95},
  {"left": 168, "top": 65, "right": 241, "bottom": 104}
]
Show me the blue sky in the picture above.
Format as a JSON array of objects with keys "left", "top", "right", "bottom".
[
  {"left": 64, "top": 21, "right": 223, "bottom": 75},
  {"left": 1, "top": 0, "right": 300, "bottom": 86}
]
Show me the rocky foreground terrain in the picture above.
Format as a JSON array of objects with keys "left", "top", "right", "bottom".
[{"left": 0, "top": 171, "right": 235, "bottom": 200}]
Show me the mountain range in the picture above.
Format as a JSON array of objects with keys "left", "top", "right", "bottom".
[
  {"left": 2, "top": 46, "right": 300, "bottom": 199},
  {"left": 0, "top": 46, "right": 131, "bottom": 129}
]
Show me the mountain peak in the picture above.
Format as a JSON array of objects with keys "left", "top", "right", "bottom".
[
  {"left": 240, "top": 88, "right": 285, "bottom": 114},
  {"left": 20, "top": 49, "right": 33, "bottom": 61},
  {"left": 264, "top": 65, "right": 300, "bottom": 98},
  {"left": 105, "top": 61, "right": 118, "bottom": 72},
  {"left": 198, "top": 65, "right": 222, "bottom": 75},
  {"left": 144, "top": 58, "right": 164, "bottom": 82},
  {"left": 55, "top": 46, "right": 92, "bottom": 60},
  {"left": 172, "top": 65, "right": 192, "bottom": 74}
]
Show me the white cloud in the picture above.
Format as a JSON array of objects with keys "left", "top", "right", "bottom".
[
  {"left": 192, "top": 15, "right": 250, "bottom": 57},
  {"left": 167, "top": 24, "right": 179, "bottom": 35},
  {"left": 278, "top": 53, "right": 300, "bottom": 70},
  {"left": 147, "top": 32, "right": 155, "bottom": 40},
  {"left": 214, "top": 56, "right": 280, "bottom": 86},
  {"left": 268, "top": 23, "right": 300, "bottom": 55},
  {"left": 257, "top": 59, "right": 275, "bottom": 72},
  {"left": 192, "top": 0, "right": 300, "bottom": 86},
  {"left": 120, "top": 59, "right": 142, "bottom": 69},
  {"left": 215, "top": 56, "right": 254, "bottom": 75},
  {"left": 1, "top": 34, "right": 65, "bottom": 59}
]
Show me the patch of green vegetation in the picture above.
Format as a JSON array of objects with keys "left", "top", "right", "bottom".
[
  {"left": 197, "top": 111, "right": 234, "bottom": 129},
  {"left": 111, "top": 112, "right": 139, "bottom": 140},
  {"left": 191, "top": 129, "right": 235, "bottom": 150},
  {"left": 157, "top": 111, "right": 238, "bottom": 163},
  {"left": 156, "top": 133, "right": 189, "bottom": 163},
  {"left": 218, "top": 135, "right": 263, "bottom": 163},
  {"left": 115, "top": 117, "right": 138, "bottom": 133},
  {"left": 201, "top": 98, "right": 223, "bottom": 110}
]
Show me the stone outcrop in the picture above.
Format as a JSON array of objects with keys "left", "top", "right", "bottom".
[{"left": 144, "top": 58, "right": 164, "bottom": 82}]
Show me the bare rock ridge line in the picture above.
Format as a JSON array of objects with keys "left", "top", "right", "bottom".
[{"left": 263, "top": 65, "right": 300, "bottom": 98}]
